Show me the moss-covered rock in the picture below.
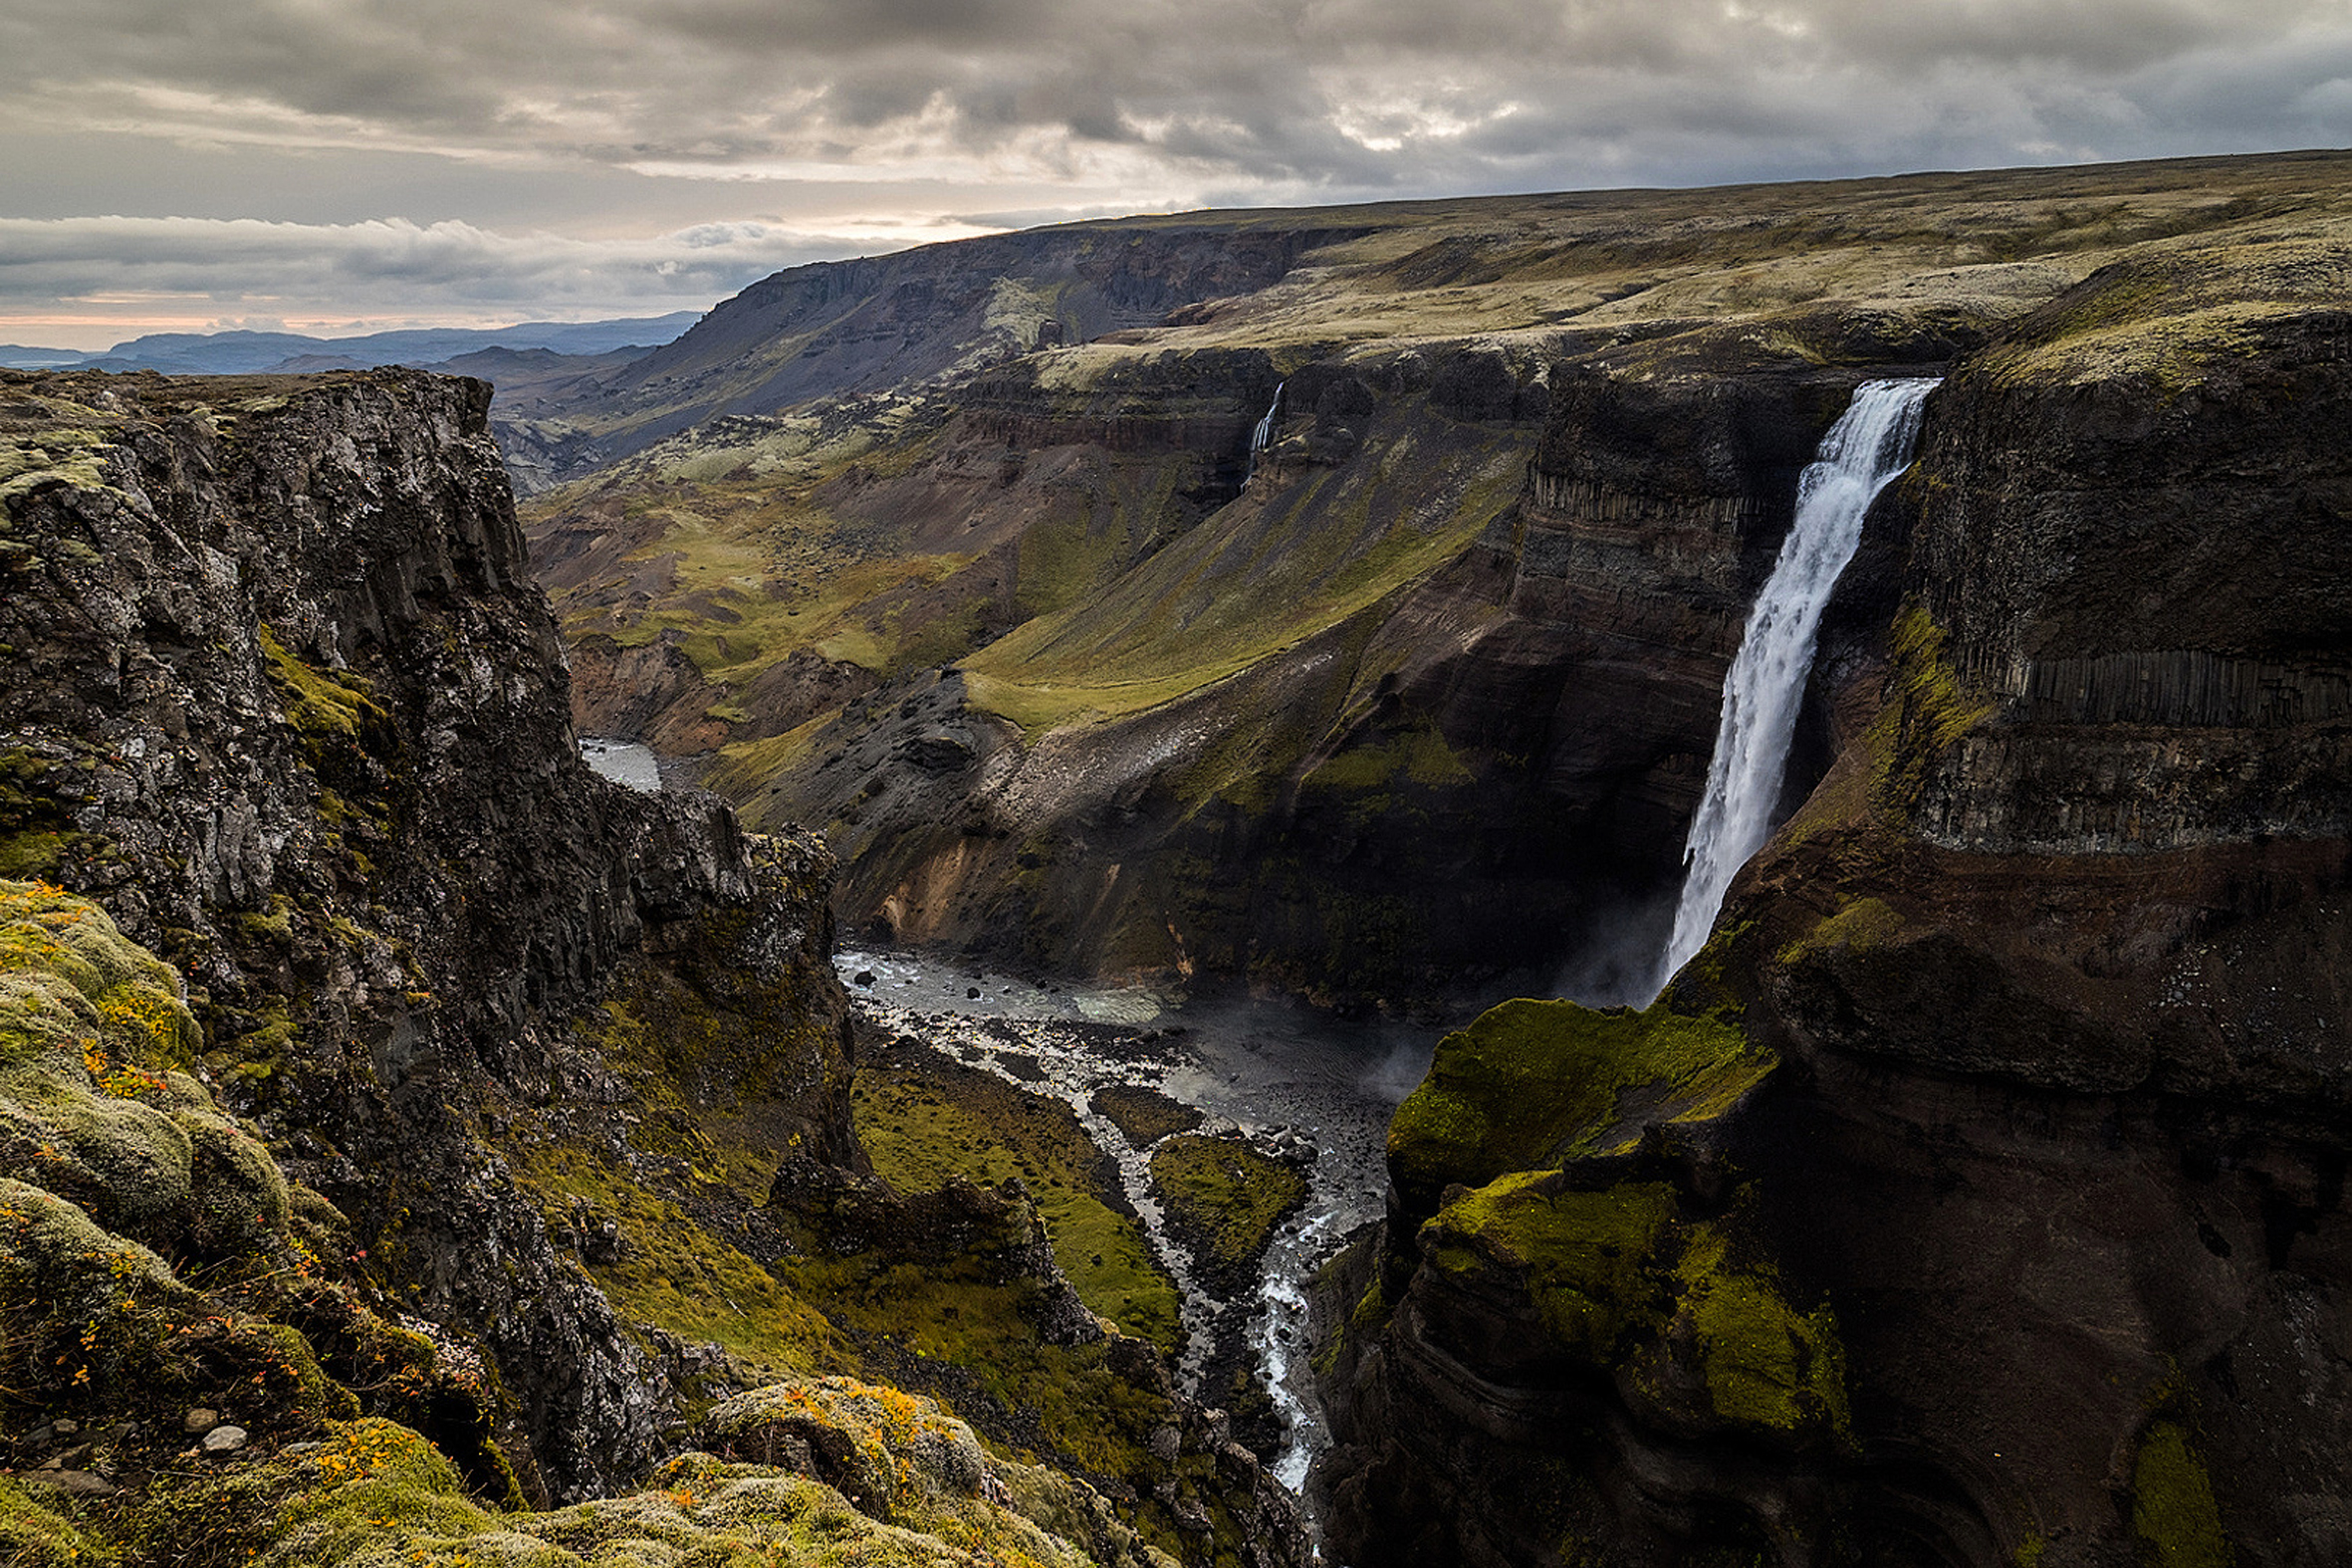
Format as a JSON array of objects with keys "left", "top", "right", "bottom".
[
  {"left": 1085, "top": 1085, "right": 1200, "bottom": 1148},
  {"left": 2131, "top": 1420, "right": 2233, "bottom": 1568},
  {"left": 1386, "top": 995, "right": 1772, "bottom": 1220},
  {"left": 0, "top": 880, "right": 536, "bottom": 1554},
  {"left": 0, "top": 1474, "right": 120, "bottom": 1567},
  {"left": 1416, "top": 1173, "right": 1849, "bottom": 1445},
  {"left": 1146, "top": 1133, "right": 1307, "bottom": 1294},
  {"left": 216, "top": 1406, "right": 1176, "bottom": 1568},
  {"left": 853, "top": 1050, "right": 1179, "bottom": 1354},
  {"left": 1419, "top": 1173, "right": 1678, "bottom": 1361},
  {"left": 0, "top": 880, "right": 296, "bottom": 1274}
]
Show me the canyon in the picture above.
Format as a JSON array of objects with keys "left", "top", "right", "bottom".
[{"left": 0, "top": 143, "right": 2347, "bottom": 1567}]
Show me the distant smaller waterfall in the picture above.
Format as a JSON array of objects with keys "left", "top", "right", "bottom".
[
  {"left": 1245, "top": 381, "right": 1286, "bottom": 484},
  {"left": 1651, "top": 377, "right": 1938, "bottom": 997}
]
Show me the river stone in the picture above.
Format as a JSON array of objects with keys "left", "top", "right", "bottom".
[
  {"left": 201, "top": 1425, "right": 249, "bottom": 1455},
  {"left": 23, "top": 1471, "right": 118, "bottom": 1498},
  {"left": 183, "top": 1408, "right": 220, "bottom": 1434}
]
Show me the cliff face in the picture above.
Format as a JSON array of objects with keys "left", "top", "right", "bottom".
[
  {"left": 0, "top": 367, "right": 856, "bottom": 1500},
  {"left": 1311, "top": 243, "right": 2352, "bottom": 1565},
  {"left": 538, "top": 331, "right": 1932, "bottom": 1008},
  {"left": 520, "top": 153, "right": 2352, "bottom": 1008},
  {"left": 0, "top": 367, "right": 1309, "bottom": 1568}
]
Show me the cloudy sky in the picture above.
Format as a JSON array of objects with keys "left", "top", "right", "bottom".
[{"left": 3, "top": 0, "right": 2348, "bottom": 348}]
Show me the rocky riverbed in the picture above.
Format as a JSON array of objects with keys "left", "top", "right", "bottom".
[{"left": 835, "top": 947, "right": 1431, "bottom": 1512}]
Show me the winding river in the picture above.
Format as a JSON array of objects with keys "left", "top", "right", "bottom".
[{"left": 832, "top": 948, "right": 1431, "bottom": 1500}]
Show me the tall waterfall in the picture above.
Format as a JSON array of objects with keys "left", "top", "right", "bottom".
[
  {"left": 1245, "top": 381, "right": 1285, "bottom": 484},
  {"left": 1651, "top": 377, "right": 1938, "bottom": 996}
]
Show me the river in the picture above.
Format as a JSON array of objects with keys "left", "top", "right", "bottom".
[{"left": 833, "top": 947, "right": 1434, "bottom": 1501}]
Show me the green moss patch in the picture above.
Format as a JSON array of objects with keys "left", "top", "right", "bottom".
[
  {"left": 1775, "top": 897, "right": 1905, "bottom": 969},
  {"left": 1087, "top": 1085, "right": 1201, "bottom": 1148},
  {"left": 1420, "top": 1173, "right": 1677, "bottom": 1359},
  {"left": 513, "top": 1141, "right": 846, "bottom": 1381},
  {"left": 2131, "top": 1420, "right": 2234, "bottom": 1568},
  {"left": 1669, "top": 1225, "right": 1850, "bottom": 1439},
  {"left": 1419, "top": 1175, "right": 1850, "bottom": 1442},
  {"left": 234, "top": 1397, "right": 1164, "bottom": 1568},
  {"left": 854, "top": 1056, "right": 1180, "bottom": 1356},
  {"left": 257, "top": 626, "right": 389, "bottom": 751},
  {"left": 1868, "top": 603, "right": 1994, "bottom": 822},
  {"left": 774, "top": 1215, "right": 1176, "bottom": 1487},
  {"left": 0, "top": 425, "right": 118, "bottom": 508},
  {"left": 0, "top": 880, "right": 301, "bottom": 1277},
  {"left": 0, "top": 1473, "right": 122, "bottom": 1567},
  {"left": 1146, "top": 1134, "right": 1307, "bottom": 1288},
  {"left": 1386, "top": 997, "right": 1771, "bottom": 1218}
]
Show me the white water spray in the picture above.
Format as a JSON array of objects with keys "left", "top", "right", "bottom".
[
  {"left": 1652, "top": 377, "right": 1938, "bottom": 995},
  {"left": 1245, "top": 381, "right": 1285, "bottom": 484}
]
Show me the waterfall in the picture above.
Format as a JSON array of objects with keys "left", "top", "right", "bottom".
[
  {"left": 1651, "top": 377, "right": 1938, "bottom": 996},
  {"left": 1245, "top": 381, "right": 1285, "bottom": 484}
]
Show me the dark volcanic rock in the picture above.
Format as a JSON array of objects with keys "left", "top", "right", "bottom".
[
  {"left": 0, "top": 367, "right": 855, "bottom": 1500},
  {"left": 1310, "top": 266, "right": 2352, "bottom": 1566}
]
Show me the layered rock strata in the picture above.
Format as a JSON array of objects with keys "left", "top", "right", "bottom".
[
  {"left": 1310, "top": 255, "right": 2352, "bottom": 1565},
  {"left": 674, "top": 344, "right": 1911, "bottom": 1008},
  {"left": 0, "top": 366, "right": 855, "bottom": 1499}
]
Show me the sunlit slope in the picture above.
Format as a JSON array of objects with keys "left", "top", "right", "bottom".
[{"left": 961, "top": 420, "right": 1526, "bottom": 735}]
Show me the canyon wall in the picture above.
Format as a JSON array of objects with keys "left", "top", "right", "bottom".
[
  {"left": 0, "top": 368, "right": 1303, "bottom": 1568},
  {"left": 1310, "top": 247, "right": 2352, "bottom": 1566},
  {"left": 1, "top": 367, "right": 855, "bottom": 1499}
]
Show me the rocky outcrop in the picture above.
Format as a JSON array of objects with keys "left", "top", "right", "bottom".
[
  {"left": 1311, "top": 252, "right": 2352, "bottom": 1564},
  {"left": 0, "top": 879, "right": 1254, "bottom": 1568},
  {"left": 0, "top": 367, "right": 855, "bottom": 1499}
]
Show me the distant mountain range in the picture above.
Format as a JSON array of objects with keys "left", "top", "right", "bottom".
[{"left": 0, "top": 313, "right": 701, "bottom": 374}]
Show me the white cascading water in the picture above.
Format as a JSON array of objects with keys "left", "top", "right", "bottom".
[
  {"left": 1652, "top": 377, "right": 1939, "bottom": 996},
  {"left": 1245, "top": 381, "right": 1285, "bottom": 483}
]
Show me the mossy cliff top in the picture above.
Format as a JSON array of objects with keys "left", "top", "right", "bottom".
[
  {"left": 1416, "top": 1172, "right": 1849, "bottom": 1446},
  {"left": 1146, "top": 1132, "right": 1309, "bottom": 1297},
  {"left": 0, "top": 882, "right": 1219, "bottom": 1568},
  {"left": 1369, "top": 985, "right": 1830, "bottom": 1441},
  {"left": 197, "top": 1382, "right": 1182, "bottom": 1568},
  {"left": 0, "top": 366, "right": 873, "bottom": 1500},
  {"left": 1385, "top": 994, "right": 1772, "bottom": 1221},
  {"left": 3, "top": 1391, "right": 1185, "bottom": 1568},
  {"left": 0, "top": 882, "right": 521, "bottom": 1550}
]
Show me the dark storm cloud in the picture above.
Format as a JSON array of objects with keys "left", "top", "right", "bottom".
[
  {"left": 10, "top": 0, "right": 2344, "bottom": 185},
  {"left": 0, "top": 0, "right": 2345, "bottom": 337}
]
